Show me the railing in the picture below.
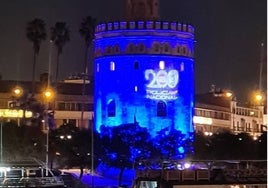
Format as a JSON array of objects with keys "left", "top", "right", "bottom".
[{"left": 134, "top": 160, "right": 267, "bottom": 185}]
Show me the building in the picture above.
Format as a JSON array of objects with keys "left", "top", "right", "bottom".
[
  {"left": 194, "top": 86, "right": 266, "bottom": 138},
  {"left": 94, "top": 0, "right": 195, "bottom": 158},
  {"left": 0, "top": 78, "right": 93, "bottom": 129}
]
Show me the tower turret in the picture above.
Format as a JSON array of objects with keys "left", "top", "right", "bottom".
[{"left": 126, "top": 0, "right": 159, "bottom": 21}]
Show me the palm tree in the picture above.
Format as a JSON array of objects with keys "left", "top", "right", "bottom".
[
  {"left": 26, "top": 18, "right": 47, "bottom": 94},
  {"left": 79, "top": 16, "right": 96, "bottom": 128},
  {"left": 50, "top": 22, "right": 70, "bottom": 87}
]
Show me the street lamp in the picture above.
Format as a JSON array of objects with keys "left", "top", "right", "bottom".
[
  {"left": 42, "top": 87, "right": 55, "bottom": 175},
  {"left": 12, "top": 86, "right": 23, "bottom": 98},
  {"left": 252, "top": 91, "right": 264, "bottom": 106}
]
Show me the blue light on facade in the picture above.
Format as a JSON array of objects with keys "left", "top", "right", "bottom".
[{"left": 94, "top": 21, "right": 195, "bottom": 159}]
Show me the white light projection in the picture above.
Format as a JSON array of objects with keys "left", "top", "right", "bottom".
[{"left": 145, "top": 68, "right": 179, "bottom": 100}]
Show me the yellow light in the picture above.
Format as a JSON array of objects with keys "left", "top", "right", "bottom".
[
  {"left": 193, "top": 116, "right": 212, "bottom": 125},
  {"left": 0, "top": 109, "right": 32, "bottom": 118},
  {"left": 13, "top": 86, "right": 23, "bottom": 97},
  {"left": 45, "top": 91, "right": 52, "bottom": 98},
  {"left": 43, "top": 88, "right": 55, "bottom": 101},
  {"left": 225, "top": 91, "right": 232, "bottom": 98},
  {"left": 255, "top": 94, "right": 263, "bottom": 101}
]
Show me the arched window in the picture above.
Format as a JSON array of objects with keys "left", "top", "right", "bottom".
[
  {"left": 107, "top": 100, "right": 116, "bottom": 117},
  {"left": 182, "top": 46, "right": 188, "bottom": 55},
  {"left": 152, "top": 42, "right": 160, "bottom": 53},
  {"left": 114, "top": 45, "right": 120, "bottom": 53},
  {"left": 138, "top": 43, "right": 145, "bottom": 53},
  {"left": 163, "top": 43, "right": 171, "bottom": 53},
  {"left": 127, "top": 43, "right": 135, "bottom": 53},
  {"left": 105, "top": 46, "right": 112, "bottom": 54},
  {"left": 157, "top": 101, "right": 167, "bottom": 117}
]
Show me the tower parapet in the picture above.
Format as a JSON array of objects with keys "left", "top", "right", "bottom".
[{"left": 95, "top": 21, "right": 194, "bottom": 58}]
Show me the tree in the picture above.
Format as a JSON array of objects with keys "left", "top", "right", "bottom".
[
  {"left": 50, "top": 22, "right": 70, "bottom": 87},
  {"left": 79, "top": 16, "right": 96, "bottom": 128},
  {"left": 26, "top": 18, "right": 47, "bottom": 94},
  {"left": 3, "top": 121, "right": 46, "bottom": 161},
  {"left": 52, "top": 123, "right": 95, "bottom": 179}
]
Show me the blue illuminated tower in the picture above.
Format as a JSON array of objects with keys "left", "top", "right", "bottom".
[{"left": 94, "top": 0, "right": 195, "bottom": 159}]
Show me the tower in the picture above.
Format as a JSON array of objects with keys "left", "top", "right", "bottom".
[
  {"left": 126, "top": 0, "right": 159, "bottom": 21},
  {"left": 94, "top": 1, "right": 195, "bottom": 159}
]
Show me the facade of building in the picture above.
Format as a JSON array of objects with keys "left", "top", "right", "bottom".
[
  {"left": 194, "top": 88, "right": 266, "bottom": 138},
  {"left": 94, "top": 0, "right": 195, "bottom": 158},
  {"left": 0, "top": 79, "right": 94, "bottom": 129}
]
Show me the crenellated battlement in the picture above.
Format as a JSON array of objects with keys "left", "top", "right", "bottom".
[{"left": 95, "top": 21, "right": 194, "bottom": 34}]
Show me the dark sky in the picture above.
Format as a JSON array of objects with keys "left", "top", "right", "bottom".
[{"left": 0, "top": 0, "right": 266, "bottom": 102}]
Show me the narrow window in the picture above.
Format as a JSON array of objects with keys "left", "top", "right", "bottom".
[
  {"left": 134, "top": 86, "right": 138, "bottom": 92},
  {"left": 159, "top": 60, "right": 165, "bottom": 70},
  {"left": 110, "top": 61, "right": 115, "bottom": 71},
  {"left": 157, "top": 101, "right": 167, "bottom": 117},
  {"left": 134, "top": 61, "right": 139, "bottom": 69},
  {"left": 108, "top": 100, "right": 116, "bottom": 117}
]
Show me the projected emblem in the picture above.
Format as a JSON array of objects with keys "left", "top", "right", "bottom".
[{"left": 145, "top": 69, "right": 179, "bottom": 100}]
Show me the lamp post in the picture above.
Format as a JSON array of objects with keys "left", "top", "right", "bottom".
[
  {"left": 43, "top": 88, "right": 54, "bottom": 175},
  {"left": 12, "top": 86, "right": 24, "bottom": 126}
]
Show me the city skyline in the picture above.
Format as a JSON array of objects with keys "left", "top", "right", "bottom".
[{"left": 0, "top": 0, "right": 266, "bottom": 102}]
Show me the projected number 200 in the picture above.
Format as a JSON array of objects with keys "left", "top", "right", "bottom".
[{"left": 145, "top": 69, "right": 179, "bottom": 88}]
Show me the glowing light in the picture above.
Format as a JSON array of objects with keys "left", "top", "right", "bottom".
[
  {"left": 0, "top": 167, "right": 10, "bottom": 172},
  {"left": 225, "top": 91, "right": 233, "bottom": 98},
  {"left": 110, "top": 61, "right": 115, "bottom": 71},
  {"left": 184, "top": 162, "right": 191, "bottom": 169},
  {"left": 159, "top": 60, "right": 165, "bottom": 70},
  {"left": 13, "top": 86, "right": 23, "bottom": 97},
  {"left": 0, "top": 109, "right": 32, "bottom": 118},
  {"left": 178, "top": 146, "right": 184, "bottom": 154},
  {"left": 255, "top": 94, "right": 262, "bottom": 101},
  {"left": 43, "top": 88, "right": 55, "bottom": 102},
  {"left": 193, "top": 116, "right": 212, "bottom": 125}
]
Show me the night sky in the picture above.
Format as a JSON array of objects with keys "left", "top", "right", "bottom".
[{"left": 0, "top": 0, "right": 266, "bottom": 102}]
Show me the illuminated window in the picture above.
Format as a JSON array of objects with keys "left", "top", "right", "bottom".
[
  {"left": 134, "top": 86, "right": 138, "bottom": 92},
  {"left": 97, "top": 63, "right": 100, "bottom": 72},
  {"left": 110, "top": 61, "right": 115, "bottom": 71},
  {"left": 157, "top": 101, "right": 167, "bottom": 117},
  {"left": 107, "top": 100, "right": 116, "bottom": 117},
  {"left": 159, "top": 60, "right": 165, "bottom": 70},
  {"left": 180, "top": 63, "right": 184, "bottom": 71}
]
